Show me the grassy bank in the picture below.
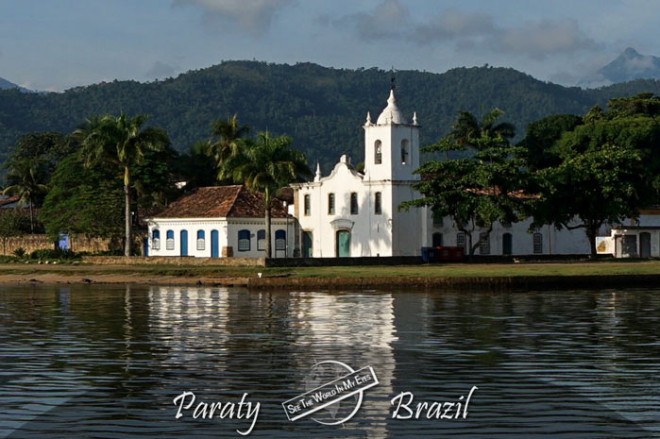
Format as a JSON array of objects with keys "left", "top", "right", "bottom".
[{"left": 1, "top": 259, "right": 660, "bottom": 289}]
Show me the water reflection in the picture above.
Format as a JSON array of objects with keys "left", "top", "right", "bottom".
[{"left": 0, "top": 286, "right": 658, "bottom": 438}]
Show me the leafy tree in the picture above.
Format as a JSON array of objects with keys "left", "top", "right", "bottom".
[
  {"left": 40, "top": 154, "right": 124, "bottom": 241},
  {"left": 219, "top": 132, "right": 311, "bottom": 258},
  {"left": 175, "top": 141, "right": 220, "bottom": 190},
  {"left": 518, "top": 114, "right": 582, "bottom": 170},
  {"left": 531, "top": 143, "right": 644, "bottom": 256},
  {"left": 209, "top": 114, "right": 250, "bottom": 170},
  {"left": 0, "top": 211, "right": 26, "bottom": 255},
  {"left": 2, "top": 156, "right": 49, "bottom": 233},
  {"left": 404, "top": 109, "right": 528, "bottom": 256},
  {"left": 73, "top": 114, "right": 170, "bottom": 256}
]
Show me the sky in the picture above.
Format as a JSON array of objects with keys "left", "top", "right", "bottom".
[{"left": 0, "top": 0, "right": 659, "bottom": 92}]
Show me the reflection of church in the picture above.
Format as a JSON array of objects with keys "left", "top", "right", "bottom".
[{"left": 292, "top": 87, "right": 427, "bottom": 257}]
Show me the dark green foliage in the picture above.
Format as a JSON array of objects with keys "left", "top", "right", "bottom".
[
  {"left": 40, "top": 154, "right": 124, "bottom": 240},
  {"left": 2, "top": 61, "right": 660, "bottom": 173},
  {"left": 404, "top": 109, "right": 529, "bottom": 256},
  {"left": 530, "top": 94, "right": 660, "bottom": 255},
  {"left": 518, "top": 114, "right": 583, "bottom": 170}
]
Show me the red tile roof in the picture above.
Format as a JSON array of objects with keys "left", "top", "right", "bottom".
[{"left": 152, "top": 186, "right": 288, "bottom": 219}]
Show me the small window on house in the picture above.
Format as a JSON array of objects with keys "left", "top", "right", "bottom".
[
  {"left": 304, "top": 194, "right": 311, "bottom": 216},
  {"left": 328, "top": 193, "right": 335, "bottom": 215},
  {"left": 152, "top": 229, "right": 161, "bottom": 250},
  {"left": 196, "top": 230, "right": 205, "bottom": 251},
  {"left": 166, "top": 230, "right": 174, "bottom": 250},
  {"left": 401, "top": 139, "right": 409, "bottom": 164},
  {"left": 374, "top": 192, "right": 382, "bottom": 215},
  {"left": 432, "top": 232, "right": 443, "bottom": 247},
  {"left": 479, "top": 232, "right": 490, "bottom": 255},
  {"left": 238, "top": 229, "right": 251, "bottom": 251},
  {"left": 533, "top": 232, "right": 543, "bottom": 254},
  {"left": 375, "top": 140, "right": 382, "bottom": 165},
  {"left": 257, "top": 229, "right": 266, "bottom": 251},
  {"left": 456, "top": 232, "right": 466, "bottom": 250},
  {"left": 275, "top": 230, "right": 286, "bottom": 251},
  {"left": 350, "top": 192, "right": 358, "bottom": 215}
]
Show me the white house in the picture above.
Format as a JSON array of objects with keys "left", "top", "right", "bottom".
[
  {"left": 146, "top": 185, "right": 295, "bottom": 258},
  {"left": 597, "top": 209, "right": 660, "bottom": 258}
]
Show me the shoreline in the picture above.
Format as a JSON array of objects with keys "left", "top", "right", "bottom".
[{"left": 2, "top": 262, "right": 660, "bottom": 290}]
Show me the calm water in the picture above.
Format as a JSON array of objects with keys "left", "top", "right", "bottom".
[{"left": 0, "top": 285, "right": 658, "bottom": 438}]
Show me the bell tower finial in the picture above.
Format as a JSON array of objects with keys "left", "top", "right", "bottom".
[{"left": 390, "top": 67, "right": 396, "bottom": 91}]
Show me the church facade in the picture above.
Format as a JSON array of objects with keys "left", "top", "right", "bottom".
[
  {"left": 291, "top": 87, "right": 595, "bottom": 258},
  {"left": 291, "top": 89, "right": 428, "bottom": 257}
]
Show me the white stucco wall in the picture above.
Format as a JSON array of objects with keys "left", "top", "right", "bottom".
[
  {"left": 147, "top": 217, "right": 295, "bottom": 258},
  {"left": 429, "top": 217, "right": 593, "bottom": 255}
]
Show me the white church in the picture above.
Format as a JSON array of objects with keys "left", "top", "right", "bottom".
[
  {"left": 147, "top": 86, "right": 660, "bottom": 259},
  {"left": 290, "top": 87, "right": 596, "bottom": 258}
]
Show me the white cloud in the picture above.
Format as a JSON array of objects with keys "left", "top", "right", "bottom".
[
  {"left": 413, "top": 9, "right": 495, "bottom": 43},
  {"left": 494, "top": 19, "right": 599, "bottom": 59},
  {"left": 173, "top": 0, "right": 295, "bottom": 36},
  {"left": 334, "top": 1, "right": 600, "bottom": 60}
]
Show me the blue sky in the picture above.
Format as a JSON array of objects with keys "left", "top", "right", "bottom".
[{"left": 0, "top": 0, "right": 659, "bottom": 91}]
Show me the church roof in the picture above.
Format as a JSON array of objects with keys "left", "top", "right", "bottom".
[
  {"left": 152, "top": 185, "right": 288, "bottom": 219},
  {"left": 376, "top": 89, "right": 406, "bottom": 125}
]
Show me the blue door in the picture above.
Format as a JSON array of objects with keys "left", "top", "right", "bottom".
[
  {"left": 211, "top": 230, "right": 219, "bottom": 258},
  {"left": 180, "top": 230, "right": 188, "bottom": 256},
  {"left": 336, "top": 230, "right": 351, "bottom": 257}
]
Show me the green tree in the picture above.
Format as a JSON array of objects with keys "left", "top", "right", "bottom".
[
  {"left": 0, "top": 211, "right": 25, "bottom": 255},
  {"left": 219, "top": 132, "right": 311, "bottom": 258},
  {"left": 518, "top": 114, "right": 583, "bottom": 171},
  {"left": 73, "top": 114, "right": 170, "bottom": 256},
  {"left": 2, "top": 156, "right": 49, "bottom": 233},
  {"left": 531, "top": 143, "right": 644, "bottom": 256},
  {"left": 209, "top": 114, "right": 250, "bottom": 168},
  {"left": 40, "top": 154, "right": 124, "bottom": 241},
  {"left": 403, "top": 109, "right": 528, "bottom": 256}
]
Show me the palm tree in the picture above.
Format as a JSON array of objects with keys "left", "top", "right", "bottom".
[
  {"left": 220, "top": 132, "right": 311, "bottom": 258},
  {"left": 450, "top": 108, "right": 516, "bottom": 149},
  {"left": 3, "top": 156, "right": 48, "bottom": 233},
  {"left": 209, "top": 115, "right": 250, "bottom": 174},
  {"left": 74, "top": 114, "right": 170, "bottom": 256}
]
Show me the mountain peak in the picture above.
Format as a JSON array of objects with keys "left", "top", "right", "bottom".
[
  {"left": 622, "top": 47, "right": 640, "bottom": 57},
  {"left": 596, "top": 47, "right": 660, "bottom": 84}
]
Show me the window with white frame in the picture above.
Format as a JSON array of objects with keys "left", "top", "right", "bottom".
[
  {"left": 275, "top": 230, "right": 286, "bottom": 251},
  {"left": 196, "top": 230, "right": 205, "bottom": 251},
  {"left": 152, "top": 229, "right": 161, "bottom": 250},
  {"left": 166, "top": 230, "right": 174, "bottom": 250},
  {"left": 238, "top": 229, "right": 250, "bottom": 251},
  {"left": 257, "top": 229, "right": 266, "bottom": 251},
  {"left": 479, "top": 232, "right": 490, "bottom": 255},
  {"left": 533, "top": 232, "right": 543, "bottom": 254}
]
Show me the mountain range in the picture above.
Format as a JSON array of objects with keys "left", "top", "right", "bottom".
[
  {"left": 591, "top": 47, "right": 660, "bottom": 85},
  {"left": 1, "top": 59, "right": 659, "bottom": 172},
  {"left": 0, "top": 77, "right": 22, "bottom": 91}
]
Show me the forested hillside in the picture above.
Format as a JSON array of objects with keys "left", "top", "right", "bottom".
[{"left": 1, "top": 61, "right": 660, "bottom": 171}]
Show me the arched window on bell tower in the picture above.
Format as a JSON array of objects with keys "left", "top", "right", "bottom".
[
  {"left": 401, "top": 139, "right": 409, "bottom": 164},
  {"left": 375, "top": 140, "right": 382, "bottom": 165}
]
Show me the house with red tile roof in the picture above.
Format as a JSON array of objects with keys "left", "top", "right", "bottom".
[{"left": 146, "top": 185, "right": 296, "bottom": 258}]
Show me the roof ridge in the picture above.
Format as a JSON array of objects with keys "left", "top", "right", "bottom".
[{"left": 225, "top": 185, "right": 245, "bottom": 217}]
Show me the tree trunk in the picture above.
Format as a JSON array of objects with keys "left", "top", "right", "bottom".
[
  {"left": 124, "top": 167, "right": 132, "bottom": 257},
  {"left": 265, "top": 188, "right": 272, "bottom": 259},
  {"left": 587, "top": 226, "right": 598, "bottom": 258},
  {"left": 28, "top": 199, "right": 34, "bottom": 234}
]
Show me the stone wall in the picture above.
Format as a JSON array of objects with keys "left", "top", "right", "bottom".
[
  {"left": 0, "top": 235, "right": 114, "bottom": 256},
  {"left": 83, "top": 256, "right": 267, "bottom": 267}
]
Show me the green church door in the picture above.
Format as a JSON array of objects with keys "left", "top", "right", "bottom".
[{"left": 336, "top": 230, "right": 351, "bottom": 257}]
